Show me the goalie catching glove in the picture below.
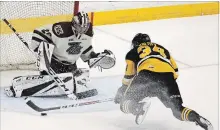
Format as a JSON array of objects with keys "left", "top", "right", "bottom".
[{"left": 89, "top": 49, "right": 116, "bottom": 69}]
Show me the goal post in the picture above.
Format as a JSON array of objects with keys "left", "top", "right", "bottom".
[{"left": 0, "top": 1, "right": 80, "bottom": 71}]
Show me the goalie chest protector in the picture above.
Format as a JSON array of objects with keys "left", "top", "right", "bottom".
[{"left": 50, "top": 22, "right": 94, "bottom": 64}]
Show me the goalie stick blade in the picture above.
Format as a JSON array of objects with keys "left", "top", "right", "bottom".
[
  {"left": 25, "top": 97, "right": 114, "bottom": 112},
  {"left": 25, "top": 97, "right": 59, "bottom": 112}
]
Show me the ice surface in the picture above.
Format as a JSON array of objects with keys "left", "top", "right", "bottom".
[{"left": 1, "top": 15, "right": 218, "bottom": 130}]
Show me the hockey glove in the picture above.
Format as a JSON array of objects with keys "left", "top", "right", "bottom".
[
  {"left": 114, "top": 85, "right": 128, "bottom": 104},
  {"left": 89, "top": 49, "right": 116, "bottom": 69}
]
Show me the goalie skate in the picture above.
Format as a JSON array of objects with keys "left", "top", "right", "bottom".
[
  {"left": 135, "top": 98, "right": 151, "bottom": 125},
  {"left": 4, "top": 86, "right": 15, "bottom": 97}
]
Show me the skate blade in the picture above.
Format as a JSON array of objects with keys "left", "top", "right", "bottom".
[{"left": 135, "top": 100, "right": 151, "bottom": 125}]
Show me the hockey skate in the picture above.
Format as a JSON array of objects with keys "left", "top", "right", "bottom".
[
  {"left": 195, "top": 116, "right": 213, "bottom": 130},
  {"left": 4, "top": 86, "right": 15, "bottom": 97},
  {"left": 135, "top": 98, "right": 151, "bottom": 125}
]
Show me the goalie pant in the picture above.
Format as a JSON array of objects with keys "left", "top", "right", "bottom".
[{"left": 4, "top": 70, "right": 92, "bottom": 98}]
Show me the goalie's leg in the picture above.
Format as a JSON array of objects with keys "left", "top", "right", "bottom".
[
  {"left": 4, "top": 73, "right": 75, "bottom": 97},
  {"left": 4, "top": 69, "right": 97, "bottom": 98}
]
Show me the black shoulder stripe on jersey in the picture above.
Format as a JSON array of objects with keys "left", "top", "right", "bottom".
[
  {"left": 82, "top": 45, "right": 92, "bottom": 54},
  {"left": 124, "top": 75, "right": 135, "bottom": 79},
  {"left": 138, "top": 57, "right": 172, "bottom": 68},
  {"left": 32, "top": 36, "right": 43, "bottom": 43},
  {"left": 33, "top": 30, "right": 53, "bottom": 44}
]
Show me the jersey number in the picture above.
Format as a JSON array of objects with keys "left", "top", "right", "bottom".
[{"left": 138, "top": 43, "right": 166, "bottom": 58}]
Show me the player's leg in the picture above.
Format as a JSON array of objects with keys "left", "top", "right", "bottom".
[
  {"left": 157, "top": 73, "right": 213, "bottom": 130},
  {"left": 119, "top": 71, "right": 152, "bottom": 116}
]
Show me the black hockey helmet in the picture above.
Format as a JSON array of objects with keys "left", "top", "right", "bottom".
[
  {"left": 72, "top": 11, "right": 90, "bottom": 34},
  {"left": 131, "top": 33, "right": 151, "bottom": 48}
]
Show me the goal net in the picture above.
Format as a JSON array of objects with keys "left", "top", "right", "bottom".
[{"left": 0, "top": 1, "right": 79, "bottom": 70}]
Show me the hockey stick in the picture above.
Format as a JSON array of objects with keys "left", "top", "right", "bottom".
[
  {"left": 2, "top": 18, "right": 77, "bottom": 100},
  {"left": 25, "top": 97, "right": 114, "bottom": 112}
]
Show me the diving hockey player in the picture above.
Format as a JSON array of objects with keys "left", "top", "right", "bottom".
[
  {"left": 114, "top": 33, "right": 213, "bottom": 130},
  {"left": 4, "top": 11, "right": 115, "bottom": 99}
]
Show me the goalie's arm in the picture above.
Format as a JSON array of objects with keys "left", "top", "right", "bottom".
[
  {"left": 30, "top": 26, "right": 54, "bottom": 52},
  {"left": 80, "top": 45, "right": 98, "bottom": 63},
  {"left": 30, "top": 27, "right": 55, "bottom": 71}
]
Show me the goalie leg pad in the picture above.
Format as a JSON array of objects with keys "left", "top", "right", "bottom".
[
  {"left": 73, "top": 68, "right": 93, "bottom": 93},
  {"left": 6, "top": 73, "right": 74, "bottom": 97}
]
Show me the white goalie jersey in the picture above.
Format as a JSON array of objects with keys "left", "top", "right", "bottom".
[
  {"left": 4, "top": 12, "right": 116, "bottom": 99},
  {"left": 30, "top": 21, "right": 94, "bottom": 65}
]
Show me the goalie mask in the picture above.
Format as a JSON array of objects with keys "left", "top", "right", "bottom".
[{"left": 72, "top": 11, "right": 90, "bottom": 34}]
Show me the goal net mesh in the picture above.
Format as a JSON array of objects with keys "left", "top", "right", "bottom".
[{"left": 0, "top": 1, "right": 76, "bottom": 70}]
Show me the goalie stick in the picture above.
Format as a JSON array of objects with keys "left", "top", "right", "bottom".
[
  {"left": 2, "top": 18, "right": 77, "bottom": 100},
  {"left": 25, "top": 97, "right": 114, "bottom": 112}
]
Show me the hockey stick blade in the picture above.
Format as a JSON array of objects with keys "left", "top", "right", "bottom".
[{"left": 25, "top": 97, "right": 114, "bottom": 112}]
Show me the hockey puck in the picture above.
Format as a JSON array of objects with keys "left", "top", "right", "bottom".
[{"left": 41, "top": 113, "right": 47, "bottom": 116}]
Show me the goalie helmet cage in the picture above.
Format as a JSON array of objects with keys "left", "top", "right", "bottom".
[{"left": 0, "top": 1, "right": 79, "bottom": 71}]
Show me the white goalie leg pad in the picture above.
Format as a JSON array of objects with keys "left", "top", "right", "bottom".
[
  {"left": 4, "top": 87, "right": 14, "bottom": 97},
  {"left": 73, "top": 68, "right": 93, "bottom": 93},
  {"left": 9, "top": 73, "right": 74, "bottom": 97},
  {"left": 36, "top": 41, "right": 54, "bottom": 71}
]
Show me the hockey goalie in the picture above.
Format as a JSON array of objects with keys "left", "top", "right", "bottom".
[{"left": 4, "top": 11, "right": 116, "bottom": 99}]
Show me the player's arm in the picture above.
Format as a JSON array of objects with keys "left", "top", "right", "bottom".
[
  {"left": 30, "top": 25, "right": 55, "bottom": 71},
  {"left": 123, "top": 50, "right": 137, "bottom": 86},
  {"left": 115, "top": 51, "right": 137, "bottom": 104},
  {"left": 30, "top": 25, "right": 54, "bottom": 52},
  {"left": 169, "top": 56, "right": 179, "bottom": 78},
  {"left": 122, "top": 59, "right": 136, "bottom": 86}
]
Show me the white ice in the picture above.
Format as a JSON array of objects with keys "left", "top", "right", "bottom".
[{"left": 1, "top": 15, "right": 219, "bottom": 130}]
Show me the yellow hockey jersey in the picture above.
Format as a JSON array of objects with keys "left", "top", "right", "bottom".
[{"left": 122, "top": 42, "right": 178, "bottom": 86}]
